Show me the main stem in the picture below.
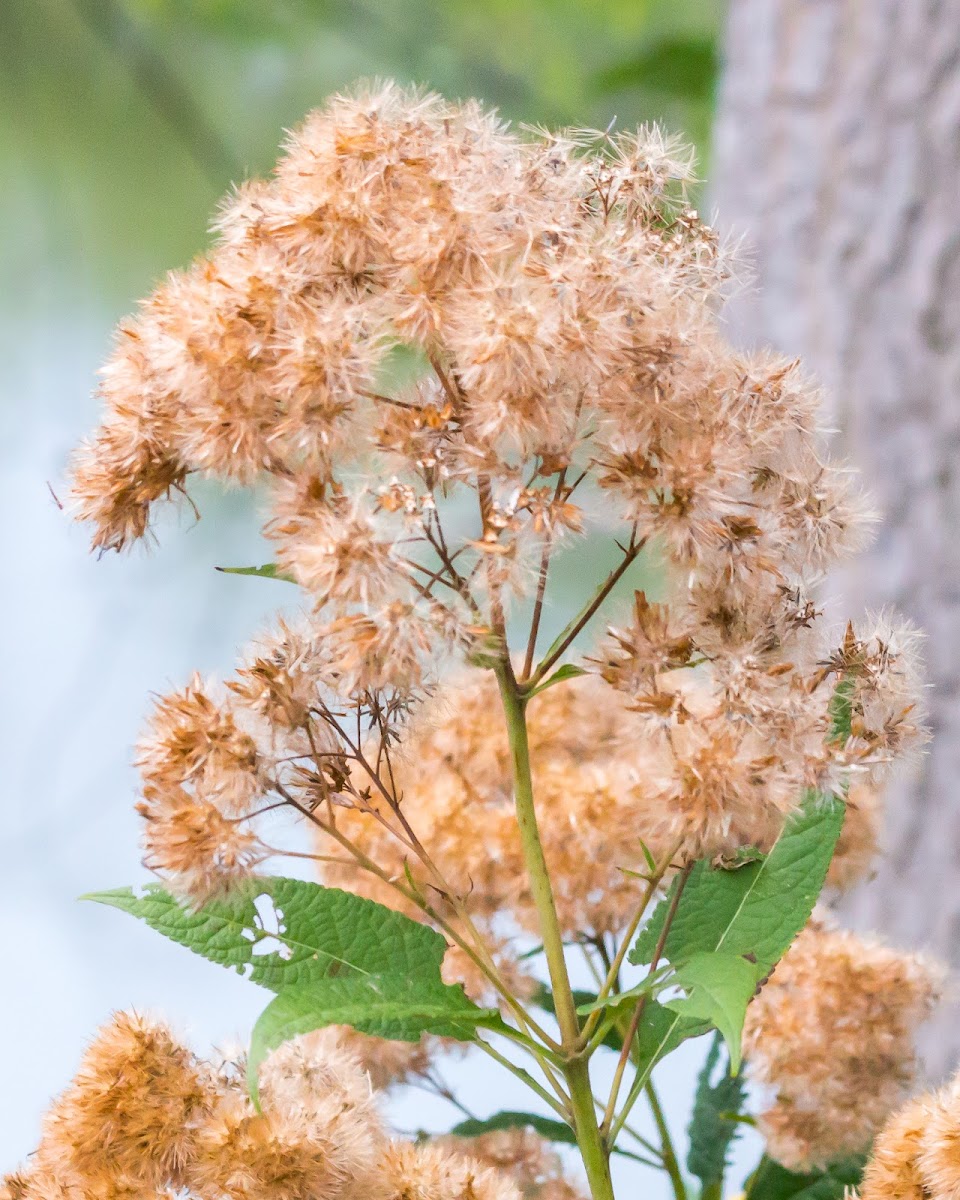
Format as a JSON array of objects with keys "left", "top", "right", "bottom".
[{"left": 494, "top": 661, "right": 615, "bottom": 1200}]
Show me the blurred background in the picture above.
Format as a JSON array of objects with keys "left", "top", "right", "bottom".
[{"left": 5, "top": 0, "right": 959, "bottom": 1192}]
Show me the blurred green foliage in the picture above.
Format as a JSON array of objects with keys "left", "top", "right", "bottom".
[{"left": 2, "top": 0, "right": 720, "bottom": 303}]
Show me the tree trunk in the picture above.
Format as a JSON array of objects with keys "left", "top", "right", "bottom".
[{"left": 712, "top": 0, "right": 960, "bottom": 1080}]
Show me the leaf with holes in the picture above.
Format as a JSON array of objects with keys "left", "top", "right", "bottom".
[
  {"left": 248, "top": 977, "right": 497, "bottom": 1102},
  {"left": 88, "top": 879, "right": 498, "bottom": 1102},
  {"left": 85, "top": 878, "right": 452, "bottom": 992},
  {"left": 631, "top": 793, "right": 844, "bottom": 976}
]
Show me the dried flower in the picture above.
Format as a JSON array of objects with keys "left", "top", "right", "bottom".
[
  {"left": 376, "top": 1141, "right": 521, "bottom": 1200},
  {"left": 861, "top": 1093, "right": 945, "bottom": 1200},
  {"left": 435, "top": 1128, "right": 586, "bottom": 1200},
  {"left": 743, "top": 920, "right": 942, "bottom": 1170},
  {"left": 137, "top": 783, "right": 267, "bottom": 907},
  {"left": 190, "top": 1087, "right": 364, "bottom": 1200},
  {"left": 136, "top": 675, "right": 262, "bottom": 815},
  {"left": 38, "top": 1013, "right": 211, "bottom": 1192}
]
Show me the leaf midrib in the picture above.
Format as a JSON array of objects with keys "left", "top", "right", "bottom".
[{"left": 708, "top": 796, "right": 841, "bottom": 963}]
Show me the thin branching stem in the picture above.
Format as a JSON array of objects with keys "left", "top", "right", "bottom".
[
  {"left": 607, "top": 864, "right": 695, "bottom": 1145},
  {"left": 525, "top": 528, "right": 645, "bottom": 691},
  {"left": 601, "top": 863, "right": 692, "bottom": 1138},
  {"left": 272, "top": 781, "right": 560, "bottom": 1065},
  {"left": 645, "top": 1080, "right": 687, "bottom": 1200},
  {"left": 582, "top": 837, "right": 685, "bottom": 1044},
  {"left": 520, "top": 397, "right": 584, "bottom": 680},
  {"left": 473, "top": 1038, "right": 572, "bottom": 1122}
]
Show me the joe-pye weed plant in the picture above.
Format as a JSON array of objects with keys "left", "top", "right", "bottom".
[{"left": 11, "top": 83, "right": 956, "bottom": 1200}]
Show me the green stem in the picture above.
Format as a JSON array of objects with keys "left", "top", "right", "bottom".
[
  {"left": 524, "top": 532, "right": 643, "bottom": 692},
  {"left": 567, "top": 1057, "right": 617, "bottom": 1200},
  {"left": 645, "top": 1081, "right": 686, "bottom": 1200},
  {"left": 602, "top": 864, "right": 692, "bottom": 1136},
  {"left": 494, "top": 662, "right": 580, "bottom": 1043},
  {"left": 474, "top": 1038, "right": 571, "bottom": 1121},
  {"left": 494, "top": 660, "right": 615, "bottom": 1200}
]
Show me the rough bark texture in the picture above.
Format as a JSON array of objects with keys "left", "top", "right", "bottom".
[{"left": 712, "top": 1, "right": 960, "bottom": 1080}]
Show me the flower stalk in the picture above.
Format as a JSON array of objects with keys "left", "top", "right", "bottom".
[
  {"left": 41, "top": 79, "right": 944, "bottom": 1200},
  {"left": 494, "top": 658, "right": 615, "bottom": 1200}
]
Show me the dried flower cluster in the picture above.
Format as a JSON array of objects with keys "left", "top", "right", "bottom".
[
  {"left": 743, "top": 918, "right": 943, "bottom": 1171},
  {"left": 435, "top": 1129, "right": 586, "bottom": 1200},
  {"left": 3, "top": 1015, "right": 570, "bottom": 1200},
  {"left": 62, "top": 81, "right": 942, "bottom": 1193},
  {"left": 861, "top": 1077, "right": 960, "bottom": 1200},
  {"left": 70, "top": 82, "right": 924, "bottom": 912}
]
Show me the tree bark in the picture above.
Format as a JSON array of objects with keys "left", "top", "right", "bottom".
[{"left": 712, "top": 0, "right": 960, "bottom": 1080}]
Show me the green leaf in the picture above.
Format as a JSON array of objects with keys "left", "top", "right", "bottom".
[
  {"left": 85, "top": 878, "right": 452, "bottom": 992},
  {"left": 448, "top": 1110, "right": 657, "bottom": 1164},
  {"left": 746, "top": 1154, "right": 868, "bottom": 1200},
  {"left": 575, "top": 965, "right": 672, "bottom": 1018},
  {"left": 828, "top": 676, "right": 856, "bottom": 745},
  {"left": 248, "top": 976, "right": 496, "bottom": 1103},
  {"left": 631, "top": 793, "right": 845, "bottom": 977},
  {"left": 527, "top": 663, "right": 588, "bottom": 697},
  {"left": 686, "top": 1032, "right": 747, "bottom": 1190},
  {"left": 584, "top": 796, "right": 842, "bottom": 1114},
  {"left": 531, "top": 983, "right": 623, "bottom": 1051},
  {"left": 215, "top": 562, "right": 296, "bottom": 583},
  {"left": 88, "top": 877, "right": 497, "bottom": 1103},
  {"left": 664, "top": 952, "right": 762, "bottom": 1072},
  {"left": 594, "top": 36, "right": 718, "bottom": 102},
  {"left": 639, "top": 838, "right": 658, "bottom": 874},
  {"left": 451, "top": 1111, "right": 576, "bottom": 1144},
  {"left": 633, "top": 998, "right": 711, "bottom": 1079}
]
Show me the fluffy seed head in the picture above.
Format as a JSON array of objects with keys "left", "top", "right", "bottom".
[
  {"left": 38, "top": 1013, "right": 211, "bottom": 1191},
  {"left": 744, "top": 920, "right": 943, "bottom": 1170}
]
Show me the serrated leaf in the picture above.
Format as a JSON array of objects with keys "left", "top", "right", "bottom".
[
  {"left": 451, "top": 1111, "right": 576, "bottom": 1144},
  {"left": 248, "top": 976, "right": 495, "bottom": 1102},
  {"left": 89, "top": 878, "right": 497, "bottom": 1106},
  {"left": 216, "top": 562, "right": 296, "bottom": 583},
  {"left": 664, "top": 952, "right": 761, "bottom": 1072},
  {"left": 687, "top": 1032, "right": 747, "bottom": 1190},
  {"left": 828, "top": 676, "right": 856, "bottom": 745},
  {"left": 527, "top": 663, "right": 588, "bottom": 697},
  {"left": 86, "top": 878, "right": 449, "bottom": 992},
  {"left": 631, "top": 793, "right": 845, "bottom": 976},
  {"left": 746, "top": 1154, "right": 867, "bottom": 1200}
]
